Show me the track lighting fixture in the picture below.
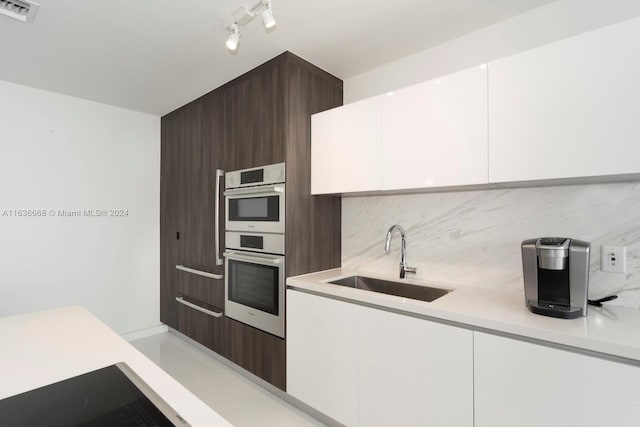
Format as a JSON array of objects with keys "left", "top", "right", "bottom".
[
  {"left": 0, "top": 0, "right": 39, "bottom": 23},
  {"left": 261, "top": 0, "right": 276, "bottom": 29},
  {"left": 226, "top": 24, "right": 240, "bottom": 51},
  {"left": 225, "top": 0, "right": 276, "bottom": 52}
]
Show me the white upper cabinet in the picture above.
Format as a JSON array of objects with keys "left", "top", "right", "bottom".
[
  {"left": 474, "top": 332, "right": 640, "bottom": 427},
  {"left": 382, "top": 66, "right": 488, "bottom": 190},
  {"left": 311, "top": 96, "right": 382, "bottom": 194},
  {"left": 489, "top": 16, "right": 640, "bottom": 183}
]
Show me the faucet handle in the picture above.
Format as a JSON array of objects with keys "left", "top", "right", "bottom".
[{"left": 399, "top": 263, "right": 417, "bottom": 279}]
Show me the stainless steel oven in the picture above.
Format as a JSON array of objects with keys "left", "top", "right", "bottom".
[
  {"left": 225, "top": 163, "right": 285, "bottom": 234},
  {"left": 224, "top": 232, "right": 285, "bottom": 338}
]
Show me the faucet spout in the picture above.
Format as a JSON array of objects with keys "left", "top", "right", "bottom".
[{"left": 384, "top": 224, "right": 417, "bottom": 279}]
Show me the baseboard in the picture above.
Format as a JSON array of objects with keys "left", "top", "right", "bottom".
[
  {"left": 121, "top": 324, "right": 169, "bottom": 342},
  {"left": 168, "top": 327, "right": 343, "bottom": 427}
]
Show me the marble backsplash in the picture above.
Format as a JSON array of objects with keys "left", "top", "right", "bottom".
[{"left": 342, "top": 182, "right": 640, "bottom": 308}]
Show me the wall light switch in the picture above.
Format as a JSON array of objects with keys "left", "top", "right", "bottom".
[{"left": 601, "top": 245, "right": 626, "bottom": 274}]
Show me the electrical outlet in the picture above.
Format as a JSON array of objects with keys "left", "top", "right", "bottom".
[{"left": 601, "top": 245, "right": 626, "bottom": 274}]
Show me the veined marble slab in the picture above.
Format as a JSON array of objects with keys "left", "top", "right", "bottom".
[{"left": 342, "top": 181, "right": 640, "bottom": 307}]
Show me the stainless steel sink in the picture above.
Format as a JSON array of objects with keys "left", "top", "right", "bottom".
[{"left": 327, "top": 275, "right": 451, "bottom": 303}]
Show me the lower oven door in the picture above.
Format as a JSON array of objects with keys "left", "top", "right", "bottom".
[{"left": 224, "top": 250, "right": 285, "bottom": 338}]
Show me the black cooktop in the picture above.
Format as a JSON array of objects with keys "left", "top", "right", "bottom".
[{"left": 0, "top": 363, "right": 189, "bottom": 427}]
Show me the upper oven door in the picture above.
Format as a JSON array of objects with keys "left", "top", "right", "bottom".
[{"left": 225, "top": 184, "right": 285, "bottom": 234}]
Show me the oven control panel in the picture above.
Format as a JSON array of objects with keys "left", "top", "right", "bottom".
[
  {"left": 225, "top": 162, "right": 285, "bottom": 189},
  {"left": 225, "top": 231, "right": 285, "bottom": 255}
]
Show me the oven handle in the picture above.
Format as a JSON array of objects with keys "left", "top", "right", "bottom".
[
  {"left": 223, "top": 251, "right": 282, "bottom": 265},
  {"left": 223, "top": 184, "right": 285, "bottom": 197},
  {"left": 175, "top": 296, "right": 223, "bottom": 318},
  {"left": 215, "top": 169, "right": 224, "bottom": 265}
]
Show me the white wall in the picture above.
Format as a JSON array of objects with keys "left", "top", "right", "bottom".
[
  {"left": 0, "top": 80, "right": 160, "bottom": 335},
  {"left": 344, "top": 0, "right": 640, "bottom": 103}
]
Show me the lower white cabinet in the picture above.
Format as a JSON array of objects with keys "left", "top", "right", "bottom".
[
  {"left": 358, "top": 306, "right": 473, "bottom": 427},
  {"left": 287, "top": 290, "right": 358, "bottom": 426},
  {"left": 474, "top": 332, "right": 640, "bottom": 427},
  {"left": 287, "top": 290, "right": 473, "bottom": 426}
]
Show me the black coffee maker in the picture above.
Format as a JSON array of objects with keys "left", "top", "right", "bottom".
[{"left": 521, "top": 237, "right": 590, "bottom": 319}]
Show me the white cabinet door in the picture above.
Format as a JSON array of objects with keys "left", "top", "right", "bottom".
[
  {"left": 489, "top": 17, "right": 640, "bottom": 183},
  {"left": 358, "top": 306, "right": 473, "bottom": 427},
  {"left": 311, "top": 97, "right": 382, "bottom": 194},
  {"left": 381, "top": 66, "right": 488, "bottom": 190},
  {"left": 286, "top": 290, "right": 359, "bottom": 427},
  {"left": 474, "top": 332, "right": 640, "bottom": 427}
]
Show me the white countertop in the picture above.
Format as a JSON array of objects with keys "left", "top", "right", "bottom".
[
  {"left": 287, "top": 268, "right": 640, "bottom": 363},
  {"left": 0, "top": 306, "right": 231, "bottom": 427}
]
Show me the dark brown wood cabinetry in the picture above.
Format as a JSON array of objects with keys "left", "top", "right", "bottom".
[{"left": 160, "top": 52, "right": 342, "bottom": 390}]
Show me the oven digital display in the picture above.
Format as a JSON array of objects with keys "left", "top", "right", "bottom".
[
  {"left": 240, "top": 235, "right": 264, "bottom": 250},
  {"left": 240, "top": 169, "right": 264, "bottom": 185}
]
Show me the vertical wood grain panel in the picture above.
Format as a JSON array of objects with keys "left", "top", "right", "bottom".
[
  {"left": 227, "top": 317, "right": 286, "bottom": 390},
  {"left": 160, "top": 110, "right": 186, "bottom": 329},
  {"left": 161, "top": 51, "right": 343, "bottom": 391},
  {"left": 284, "top": 53, "right": 343, "bottom": 277},
  {"left": 224, "top": 59, "right": 286, "bottom": 170}
]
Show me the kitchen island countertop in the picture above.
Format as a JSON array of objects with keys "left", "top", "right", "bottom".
[{"left": 0, "top": 306, "right": 231, "bottom": 426}]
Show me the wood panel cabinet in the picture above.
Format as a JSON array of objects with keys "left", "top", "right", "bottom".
[
  {"left": 474, "top": 332, "right": 640, "bottom": 427},
  {"left": 177, "top": 296, "right": 226, "bottom": 357},
  {"left": 159, "top": 108, "right": 186, "bottom": 329},
  {"left": 160, "top": 52, "right": 343, "bottom": 391},
  {"left": 227, "top": 318, "right": 287, "bottom": 390},
  {"left": 287, "top": 289, "right": 473, "bottom": 426},
  {"left": 224, "top": 61, "right": 286, "bottom": 172},
  {"left": 488, "top": 16, "right": 640, "bottom": 183}
]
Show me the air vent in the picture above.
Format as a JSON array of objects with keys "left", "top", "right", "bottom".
[{"left": 0, "top": 0, "right": 39, "bottom": 23}]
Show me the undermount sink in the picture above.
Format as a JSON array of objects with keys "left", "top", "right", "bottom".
[{"left": 327, "top": 275, "right": 451, "bottom": 303}]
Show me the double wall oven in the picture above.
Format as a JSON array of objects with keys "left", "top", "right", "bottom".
[{"left": 223, "top": 163, "right": 286, "bottom": 338}]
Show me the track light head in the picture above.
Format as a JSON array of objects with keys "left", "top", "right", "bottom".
[
  {"left": 226, "top": 24, "right": 240, "bottom": 51},
  {"left": 225, "top": 0, "right": 276, "bottom": 52},
  {"left": 261, "top": 0, "right": 276, "bottom": 29}
]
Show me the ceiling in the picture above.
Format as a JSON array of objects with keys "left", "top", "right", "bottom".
[{"left": 0, "top": 0, "right": 556, "bottom": 116}]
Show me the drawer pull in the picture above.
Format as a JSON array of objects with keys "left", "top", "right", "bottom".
[
  {"left": 175, "top": 296, "right": 223, "bottom": 318},
  {"left": 176, "top": 264, "right": 223, "bottom": 280}
]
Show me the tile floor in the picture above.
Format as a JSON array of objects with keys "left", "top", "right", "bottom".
[{"left": 131, "top": 332, "right": 324, "bottom": 427}]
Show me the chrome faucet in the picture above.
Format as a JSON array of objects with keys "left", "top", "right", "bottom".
[{"left": 384, "top": 224, "right": 417, "bottom": 279}]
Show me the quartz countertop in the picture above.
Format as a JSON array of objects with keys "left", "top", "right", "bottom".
[
  {"left": 0, "top": 306, "right": 231, "bottom": 427},
  {"left": 287, "top": 268, "right": 640, "bottom": 363}
]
